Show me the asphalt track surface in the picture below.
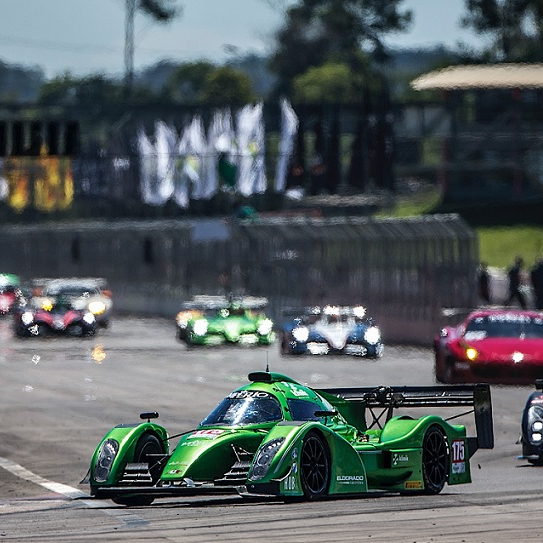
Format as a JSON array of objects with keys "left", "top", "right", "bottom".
[{"left": 0, "top": 316, "right": 542, "bottom": 542}]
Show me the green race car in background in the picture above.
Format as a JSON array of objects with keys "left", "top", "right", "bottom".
[
  {"left": 183, "top": 296, "right": 275, "bottom": 346},
  {"left": 83, "top": 371, "right": 493, "bottom": 506}
]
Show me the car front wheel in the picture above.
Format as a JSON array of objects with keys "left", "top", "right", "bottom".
[
  {"left": 112, "top": 434, "right": 163, "bottom": 507},
  {"left": 299, "top": 431, "right": 330, "bottom": 500}
]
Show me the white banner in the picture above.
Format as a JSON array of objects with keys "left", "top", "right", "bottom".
[
  {"left": 175, "top": 116, "right": 207, "bottom": 206},
  {"left": 155, "top": 121, "right": 176, "bottom": 203},
  {"left": 236, "top": 103, "right": 266, "bottom": 197},
  {"left": 274, "top": 98, "right": 299, "bottom": 192},
  {"left": 137, "top": 126, "right": 162, "bottom": 205}
]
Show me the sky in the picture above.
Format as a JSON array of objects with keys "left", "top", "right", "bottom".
[{"left": 0, "top": 0, "right": 487, "bottom": 79}]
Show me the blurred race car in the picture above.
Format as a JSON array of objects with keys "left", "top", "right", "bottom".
[
  {"left": 0, "top": 273, "right": 25, "bottom": 315},
  {"left": 82, "top": 370, "right": 493, "bottom": 506},
  {"left": 519, "top": 379, "right": 543, "bottom": 465},
  {"left": 175, "top": 295, "right": 227, "bottom": 341},
  {"left": 280, "top": 305, "right": 383, "bottom": 357},
  {"left": 434, "top": 308, "right": 543, "bottom": 384},
  {"left": 14, "top": 295, "right": 97, "bottom": 338},
  {"left": 184, "top": 295, "right": 275, "bottom": 346},
  {"left": 33, "top": 278, "right": 112, "bottom": 328}
]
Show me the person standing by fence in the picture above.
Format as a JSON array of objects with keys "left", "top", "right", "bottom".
[
  {"left": 530, "top": 258, "right": 543, "bottom": 310},
  {"left": 477, "top": 262, "right": 491, "bottom": 304},
  {"left": 504, "top": 256, "right": 527, "bottom": 309}
]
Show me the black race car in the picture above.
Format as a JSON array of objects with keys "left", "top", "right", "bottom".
[{"left": 519, "top": 379, "right": 543, "bottom": 465}]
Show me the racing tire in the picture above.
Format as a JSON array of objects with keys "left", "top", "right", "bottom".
[
  {"left": 527, "top": 456, "right": 543, "bottom": 466},
  {"left": 436, "top": 355, "right": 455, "bottom": 384},
  {"left": 112, "top": 433, "right": 164, "bottom": 507},
  {"left": 67, "top": 323, "right": 84, "bottom": 337},
  {"left": 35, "top": 324, "right": 49, "bottom": 337},
  {"left": 421, "top": 425, "right": 449, "bottom": 495},
  {"left": 280, "top": 334, "right": 291, "bottom": 356},
  {"left": 299, "top": 431, "right": 330, "bottom": 500}
]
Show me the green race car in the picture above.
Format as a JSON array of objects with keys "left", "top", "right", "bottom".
[
  {"left": 83, "top": 371, "right": 493, "bottom": 506},
  {"left": 184, "top": 296, "right": 275, "bottom": 346}
]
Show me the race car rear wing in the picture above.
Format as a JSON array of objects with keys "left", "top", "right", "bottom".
[{"left": 318, "top": 383, "right": 493, "bottom": 456}]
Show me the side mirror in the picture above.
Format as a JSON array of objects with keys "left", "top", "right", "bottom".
[
  {"left": 140, "top": 411, "right": 159, "bottom": 421},
  {"left": 315, "top": 410, "right": 338, "bottom": 418}
]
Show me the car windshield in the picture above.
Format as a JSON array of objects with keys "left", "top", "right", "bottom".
[
  {"left": 0, "top": 286, "right": 17, "bottom": 294},
  {"left": 200, "top": 392, "right": 283, "bottom": 426},
  {"left": 45, "top": 286, "right": 98, "bottom": 297},
  {"left": 464, "top": 315, "right": 543, "bottom": 339},
  {"left": 323, "top": 314, "right": 349, "bottom": 325}
]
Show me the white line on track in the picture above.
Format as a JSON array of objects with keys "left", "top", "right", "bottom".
[{"left": 0, "top": 456, "right": 149, "bottom": 527}]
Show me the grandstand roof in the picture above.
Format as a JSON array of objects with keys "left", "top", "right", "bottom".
[{"left": 411, "top": 63, "right": 543, "bottom": 91}]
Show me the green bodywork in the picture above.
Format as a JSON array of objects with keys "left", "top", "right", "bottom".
[
  {"left": 0, "top": 273, "right": 20, "bottom": 288},
  {"left": 88, "top": 372, "right": 491, "bottom": 502},
  {"left": 186, "top": 308, "right": 275, "bottom": 346}
]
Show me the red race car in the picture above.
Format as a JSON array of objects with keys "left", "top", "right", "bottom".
[
  {"left": 13, "top": 296, "right": 97, "bottom": 338},
  {"left": 434, "top": 308, "right": 543, "bottom": 385},
  {"left": 0, "top": 273, "right": 24, "bottom": 315}
]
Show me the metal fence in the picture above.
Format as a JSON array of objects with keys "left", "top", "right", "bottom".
[{"left": 0, "top": 214, "right": 478, "bottom": 344}]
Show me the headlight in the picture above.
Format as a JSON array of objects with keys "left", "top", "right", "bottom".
[
  {"left": 531, "top": 432, "right": 542, "bottom": 442},
  {"left": 94, "top": 438, "right": 119, "bottom": 483},
  {"left": 83, "top": 312, "right": 96, "bottom": 325},
  {"left": 88, "top": 301, "right": 106, "bottom": 315},
  {"left": 176, "top": 312, "right": 190, "bottom": 328},
  {"left": 364, "top": 326, "right": 381, "bottom": 345},
  {"left": 193, "top": 319, "right": 208, "bottom": 336},
  {"left": 292, "top": 326, "right": 309, "bottom": 342},
  {"left": 533, "top": 421, "right": 543, "bottom": 431},
  {"left": 257, "top": 319, "right": 273, "bottom": 336},
  {"left": 248, "top": 437, "right": 285, "bottom": 481},
  {"left": 21, "top": 311, "right": 34, "bottom": 325},
  {"left": 466, "top": 348, "right": 478, "bottom": 361}
]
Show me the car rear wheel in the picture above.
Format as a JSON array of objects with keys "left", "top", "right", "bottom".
[
  {"left": 421, "top": 425, "right": 449, "bottom": 494},
  {"left": 67, "top": 323, "right": 84, "bottom": 337},
  {"left": 112, "top": 434, "right": 163, "bottom": 507},
  {"left": 300, "top": 431, "right": 330, "bottom": 500},
  {"left": 436, "top": 354, "right": 456, "bottom": 384},
  {"left": 280, "top": 333, "right": 291, "bottom": 355}
]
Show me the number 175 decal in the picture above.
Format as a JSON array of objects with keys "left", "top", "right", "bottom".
[{"left": 451, "top": 439, "right": 466, "bottom": 474}]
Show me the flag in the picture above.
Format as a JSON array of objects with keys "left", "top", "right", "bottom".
[
  {"left": 236, "top": 103, "right": 266, "bottom": 197},
  {"left": 274, "top": 98, "right": 299, "bottom": 192},
  {"left": 174, "top": 116, "right": 206, "bottom": 207},
  {"left": 137, "top": 125, "right": 161, "bottom": 205},
  {"left": 209, "top": 109, "right": 238, "bottom": 191},
  {"left": 155, "top": 121, "right": 176, "bottom": 202}
]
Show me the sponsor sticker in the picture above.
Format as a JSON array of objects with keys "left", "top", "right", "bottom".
[
  {"left": 284, "top": 474, "right": 297, "bottom": 491},
  {"left": 229, "top": 390, "right": 269, "bottom": 399},
  {"left": 451, "top": 439, "right": 466, "bottom": 474},
  {"left": 181, "top": 440, "right": 205, "bottom": 447},
  {"left": 189, "top": 429, "right": 224, "bottom": 439},
  {"left": 336, "top": 475, "right": 364, "bottom": 485},
  {"left": 392, "top": 453, "right": 409, "bottom": 466},
  {"left": 284, "top": 383, "right": 309, "bottom": 397},
  {"left": 405, "top": 480, "right": 422, "bottom": 490}
]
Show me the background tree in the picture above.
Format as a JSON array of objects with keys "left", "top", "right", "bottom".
[
  {"left": 269, "top": 0, "right": 412, "bottom": 97},
  {"left": 461, "top": 0, "right": 543, "bottom": 62},
  {"left": 163, "top": 61, "right": 216, "bottom": 103},
  {"left": 198, "top": 66, "right": 257, "bottom": 106}
]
